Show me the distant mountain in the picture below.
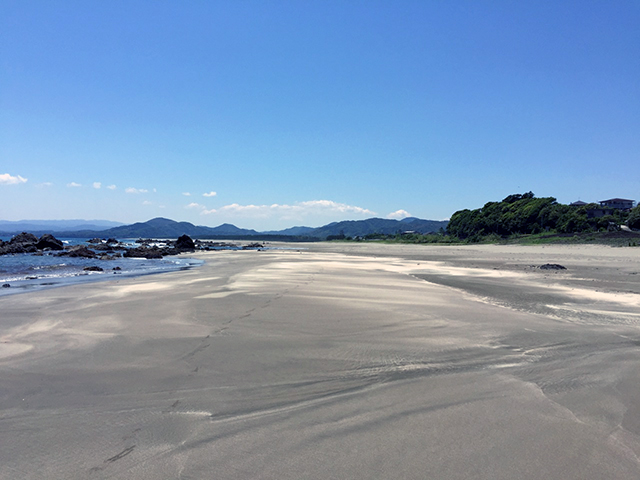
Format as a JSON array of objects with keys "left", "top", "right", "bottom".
[
  {"left": 261, "top": 226, "right": 316, "bottom": 236},
  {"left": 308, "top": 218, "right": 448, "bottom": 239},
  {"left": 96, "top": 218, "right": 258, "bottom": 239},
  {"left": 1, "top": 216, "right": 448, "bottom": 240},
  {"left": 0, "top": 219, "right": 124, "bottom": 234}
]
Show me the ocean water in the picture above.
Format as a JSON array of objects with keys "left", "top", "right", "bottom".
[{"left": 0, "top": 238, "right": 203, "bottom": 296}]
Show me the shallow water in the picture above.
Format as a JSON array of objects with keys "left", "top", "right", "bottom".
[{"left": 0, "top": 238, "right": 204, "bottom": 296}]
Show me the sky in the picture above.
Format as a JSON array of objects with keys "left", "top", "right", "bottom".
[{"left": 1, "top": 1, "right": 639, "bottom": 230}]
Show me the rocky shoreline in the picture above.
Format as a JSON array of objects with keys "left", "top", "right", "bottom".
[{"left": 0, "top": 232, "right": 265, "bottom": 260}]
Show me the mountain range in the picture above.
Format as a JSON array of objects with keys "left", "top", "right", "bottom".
[
  {"left": 0, "top": 217, "right": 448, "bottom": 240},
  {"left": 0, "top": 219, "right": 124, "bottom": 232}
]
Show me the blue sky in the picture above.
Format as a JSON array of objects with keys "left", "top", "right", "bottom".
[{"left": 1, "top": 1, "right": 638, "bottom": 230}]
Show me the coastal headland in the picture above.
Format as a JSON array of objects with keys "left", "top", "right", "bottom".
[{"left": 1, "top": 243, "right": 640, "bottom": 479}]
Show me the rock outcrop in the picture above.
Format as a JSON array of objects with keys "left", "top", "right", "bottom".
[
  {"left": 0, "top": 232, "right": 38, "bottom": 255},
  {"left": 175, "top": 234, "right": 195, "bottom": 251},
  {"left": 58, "top": 245, "right": 98, "bottom": 258},
  {"left": 35, "top": 234, "right": 64, "bottom": 251}
]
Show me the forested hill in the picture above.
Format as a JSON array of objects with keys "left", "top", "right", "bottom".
[{"left": 447, "top": 192, "right": 637, "bottom": 240}]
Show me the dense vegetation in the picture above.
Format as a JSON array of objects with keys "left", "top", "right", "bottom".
[
  {"left": 446, "top": 192, "right": 634, "bottom": 241},
  {"left": 628, "top": 206, "right": 640, "bottom": 230}
]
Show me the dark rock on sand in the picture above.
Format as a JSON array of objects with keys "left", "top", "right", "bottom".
[
  {"left": 2, "top": 283, "right": 10, "bottom": 288},
  {"left": 540, "top": 263, "right": 567, "bottom": 270},
  {"left": 243, "top": 243, "right": 264, "bottom": 249},
  {"left": 36, "top": 234, "right": 64, "bottom": 251},
  {"left": 175, "top": 234, "right": 195, "bottom": 251}
]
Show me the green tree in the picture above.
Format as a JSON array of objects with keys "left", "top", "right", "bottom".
[{"left": 628, "top": 206, "right": 640, "bottom": 230}]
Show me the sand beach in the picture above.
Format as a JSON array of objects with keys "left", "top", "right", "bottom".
[{"left": 1, "top": 243, "right": 640, "bottom": 479}]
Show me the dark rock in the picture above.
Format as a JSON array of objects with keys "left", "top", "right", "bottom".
[
  {"left": 87, "top": 238, "right": 104, "bottom": 244},
  {"left": 36, "top": 234, "right": 64, "bottom": 251},
  {"left": 175, "top": 234, "right": 195, "bottom": 251},
  {"left": 243, "top": 243, "right": 264, "bottom": 249},
  {"left": 0, "top": 243, "right": 37, "bottom": 254},
  {"left": 2, "top": 283, "right": 10, "bottom": 288},
  {"left": 539, "top": 264, "right": 567, "bottom": 270},
  {"left": 123, "top": 246, "right": 164, "bottom": 259},
  {"left": 0, "top": 232, "right": 39, "bottom": 255},
  {"left": 106, "top": 238, "right": 118, "bottom": 244},
  {"left": 83, "top": 266, "right": 104, "bottom": 272},
  {"left": 112, "top": 266, "right": 122, "bottom": 271},
  {"left": 58, "top": 245, "right": 97, "bottom": 258},
  {"left": 9, "top": 232, "right": 38, "bottom": 245}
]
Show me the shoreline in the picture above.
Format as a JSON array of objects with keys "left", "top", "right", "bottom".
[{"left": 1, "top": 243, "right": 640, "bottom": 479}]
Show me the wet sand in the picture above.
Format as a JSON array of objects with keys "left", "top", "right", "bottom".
[{"left": 1, "top": 243, "right": 640, "bottom": 479}]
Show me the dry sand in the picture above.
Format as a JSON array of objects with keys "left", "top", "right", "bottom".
[{"left": 1, "top": 243, "right": 640, "bottom": 479}]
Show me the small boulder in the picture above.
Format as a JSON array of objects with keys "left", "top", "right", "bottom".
[
  {"left": 175, "top": 234, "right": 195, "bottom": 251},
  {"left": 59, "top": 245, "right": 97, "bottom": 258},
  {"left": 36, "top": 234, "right": 64, "bottom": 251},
  {"left": 123, "top": 246, "right": 164, "bottom": 259},
  {"left": 2, "top": 283, "right": 10, "bottom": 288},
  {"left": 83, "top": 266, "right": 104, "bottom": 272},
  {"left": 540, "top": 264, "right": 567, "bottom": 270}
]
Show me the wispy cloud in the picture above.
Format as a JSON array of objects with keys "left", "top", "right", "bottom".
[
  {"left": 0, "top": 173, "right": 28, "bottom": 185},
  {"left": 387, "top": 209, "right": 411, "bottom": 219},
  {"left": 203, "top": 191, "right": 217, "bottom": 197},
  {"left": 142, "top": 200, "right": 153, "bottom": 205},
  {"left": 67, "top": 182, "right": 82, "bottom": 188},
  {"left": 202, "top": 200, "right": 375, "bottom": 221},
  {"left": 93, "top": 182, "right": 101, "bottom": 189},
  {"left": 186, "top": 202, "right": 205, "bottom": 209},
  {"left": 107, "top": 184, "right": 117, "bottom": 190},
  {"left": 37, "top": 182, "right": 53, "bottom": 188},
  {"left": 125, "top": 187, "right": 148, "bottom": 194},
  {"left": 182, "top": 192, "right": 191, "bottom": 196}
]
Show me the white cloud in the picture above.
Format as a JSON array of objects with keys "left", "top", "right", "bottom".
[
  {"left": 182, "top": 192, "right": 191, "bottom": 196},
  {"left": 203, "top": 191, "right": 217, "bottom": 197},
  {"left": 142, "top": 200, "right": 152, "bottom": 205},
  {"left": 125, "top": 187, "right": 148, "bottom": 194},
  {"left": 37, "top": 182, "right": 53, "bottom": 188},
  {"left": 93, "top": 182, "right": 101, "bottom": 189},
  {"left": 107, "top": 184, "right": 117, "bottom": 190},
  {"left": 67, "top": 182, "right": 82, "bottom": 188},
  {"left": 202, "top": 200, "right": 375, "bottom": 220},
  {"left": 0, "top": 173, "right": 28, "bottom": 185},
  {"left": 387, "top": 209, "right": 412, "bottom": 219},
  {"left": 186, "top": 202, "right": 205, "bottom": 210}
]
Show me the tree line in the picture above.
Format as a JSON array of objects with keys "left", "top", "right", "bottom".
[{"left": 446, "top": 192, "right": 639, "bottom": 240}]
